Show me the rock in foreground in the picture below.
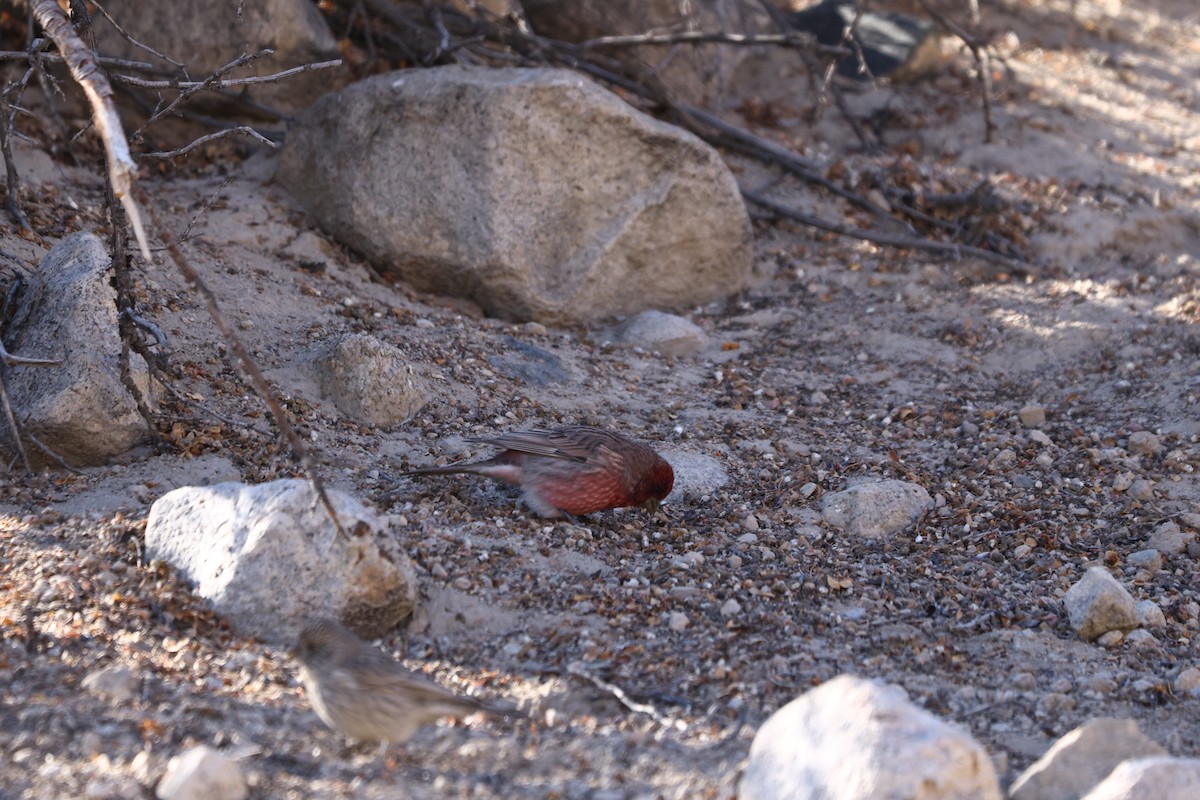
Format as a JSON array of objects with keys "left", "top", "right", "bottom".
[
  {"left": 145, "top": 479, "right": 418, "bottom": 644},
  {"left": 277, "top": 66, "right": 753, "bottom": 324},
  {"left": 739, "top": 674, "right": 1001, "bottom": 800}
]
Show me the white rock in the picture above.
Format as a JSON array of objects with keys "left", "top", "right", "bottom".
[
  {"left": 1018, "top": 405, "right": 1047, "bottom": 427},
  {"left": 1063, "top": 567, "right": 1138, "bottom": 641},
  {"left": 1125, "top": 549, "right": 1161, "bottom": 571},
  {"left": 613, "top": 310, "right": 708, "bottom": 356},
  {"left": 277, "top": 66, "right": 752, "bottom": 324},
  {"left": 145, "top": 479, "right": 418, "bottom": 644},
  {"left": 720, "top": 598, "right": 742, "bottom": 617},
  {"left": 820, "top": 480, "right": 934, "bottom": 538},
  {"left": 668, "top": 612, "right": 689, "bottom": 632},
  {"left": 1125, "top": 431, "right": 1162, "bottom": 456},
  {"left": 1009, "top": 718, "right": 1166, "bottom": 800},
  {"left": 739, "top": 674, "right": 1001, "bottom": 800},
  {"left": 2, "top": 232, "right": 149, "bottom": 466},
  {"left": 81, "top": 665, "right": 138, "bottom": 704},
  {"left": 1079, "top": 756, "right": 1200, "bottom": 800},
  {"left": 317, "top": 333, "right": 427, "bottom": 428},
  {"left": 156, "top": 745, "right": 246, "bottom": 800},
  {"left": 1124, "top": 629, "right": 1160, "bottom": 651}
]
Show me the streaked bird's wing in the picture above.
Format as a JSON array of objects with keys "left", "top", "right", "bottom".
[
  {"left": 346, "top": 657, "right": 483, "bottom": 712},
  {"left": 467, "top": 428, "right": 594, "bottom": 462}
]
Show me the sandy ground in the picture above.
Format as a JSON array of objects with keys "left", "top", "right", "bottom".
[{"left": 2, "top": 0, "right": 1200, "bottom": 797}]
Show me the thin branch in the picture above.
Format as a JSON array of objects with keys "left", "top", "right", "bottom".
[
  {"left": 917, "top": 0, "right": 996, "bottom": 143},
  {"left": 130, "top": 49, "right": 275, "bottom": 140},
  {"left": 137, "top": 126, "right": 278, "bottom": 161},
  {"left": 87, "top": 0, "right": 187, "bottom": 70},
  {"left": 29, "top": 0, "right": 151, "bottom": 260},
  {"left": 577, "top": 30, "right": 849, "bottom": 58},
  {"left": 744, "top": 189, "right": 1031, "bottom": 271},
  {"left": 113, "top": 58, "right": 342, "bottom": 91},
  {"left": 144, "top": 198, "right": 348, "bottom": 539},
  {"left": 567, "top": 662, "right": 686, "bottom": 732}
]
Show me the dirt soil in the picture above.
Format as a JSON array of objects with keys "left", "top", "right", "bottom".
[{"left": 2, "top": 0, "right": 1200, "bottom": 797}]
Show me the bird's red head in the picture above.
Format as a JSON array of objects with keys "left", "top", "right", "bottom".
[{"left": 635, "top": 457, "right": 675, "bottom": 512}]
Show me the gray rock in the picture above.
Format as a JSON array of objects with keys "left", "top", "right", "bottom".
[
  {"left": 156, "top": 745, "right": 246, "bottom": 800},
  {"left": 1135, "top": 599, "right": 1166, "bottom": 629},
  {"left": 1009, "top": 718, "right": 1167, "bottom": 800},
  {"left": 820, "top": 480, "right": 934, "bottom": 538},
  {"left": 94, "top": 0, "right": 345, "bottom": 118},
  {"left": 487, "top": 336, "right": 568, "bottom": 386},
  {"left": 1063, "top": 568, "right": 1138, "bottom": 641},
  {"left": 1147, "top": 521, "right": 1186, "bottom": 554},
  {"left": 1175, "top": 667, "right": 1200, "bottom": 695},
  {"left": 1125, "top": 430, "right": 1163, "bottom": 456},
  {"left": 657, "top": 450, "right": 729, "bottom": 503},
  {"left": 81, "top": 665, "right": 138, "bottom": 704},
  {"left": 739, "top": 674, "right": 1001, "bottom": 800},
  {"left": 318, "top": 333, "right": 427, "bottom": 428},
  {"left": 2, "top": 232, "right": 149, "bottom": 466},
  {"left": 522, "top": 0, "right": 776, "bottom": 108},
  {"left": 1080, "top": 757, "right": 1200, "bottom": 800},
  {"left": 277, "top": 66, "right": 753, "bottom": 324},
  {"left": 1125, "top": 548, "right": 1162, "bottom": 570},
  {"left": 613, "top": 310, "right": 708, "bottom": 356},
  {"left": 145, "top": 479, "right": 418, "bottom": 644}
]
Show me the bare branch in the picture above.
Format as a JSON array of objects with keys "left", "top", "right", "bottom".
[
  {"left": 29, "top": 0, "right": 151, "bottom": 261},
  {"left": 113, "top": 58, "right": 342, "bottom": 91},
  {"left": 137, "top": 126, "right": 278, "bottom": 161}
]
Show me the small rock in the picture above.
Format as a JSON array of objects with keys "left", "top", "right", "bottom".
[
  {"left": 156, "top": 745, "right": 246, "bottom": 800},
  {"left": 613, "top": 310, "right": 708, "bottom": 356},
  {"left": 1018, "top": 405, "right": 1047, "bottom": 427},
  {"left": 1126, "top": 549, "right": 1162, "bottom": 571},
  {"left": 1079, "top": 756, "right": 1200, "bottom": 800},
  {"left": 1128, "top": 479, "right": 1156, "bottom": 501},
  {"left": 1148, "top": 521, "right": 1186, "bottom": 554},
  {"left": 523, "top": 321, "right": 547, "bottom": 336},
  {"left": 809, "top": 390, "right": 828, "bottom": 406},
  {"left": 1008, "top": 718, "right": 1167, "bottom": 800},
  {"left": 668, "top": 612, "right": 689, "bottom": 632},
  {"left": 1135, "top": 600, "right": 1166, "bottom": 629},
  {"left": 820, "top": 480, "right": 934, "bottom": 539},
  {"left": 739, "top": 674, "right": 1001, "bottom": 800},
  {"left": 1174, "top": 667, "right": 1200, "bottom": 694},
  {"left": 1028, "top": 430, "right": 1052, "bottom": 446},
  {"left": 1125, "top": 629, "right": 1160, "bottom": 651},
  {"left": 1010, "top": 671, "right": 1038, "bottom": 692},
  {"left": 1097, "top": 630, "right": 1125, "bottom": 648},
  {"left": 1063, "top": 567, "right": 1138, "bottom": 641},
  {"left": 317, "top": 333, "right": 428, "bottom": 428},
  {"left": 1126, "top": 430, "right": 1163, "bottom": 456},
  {"left": 720, "top": 598, "right": 742, "bottom": 617},
  {"left": 741, "top": 514, "right": 760, "bottom": 533},
  {"left": 81, "top": 665, "right": 138, "bottom": 704}
]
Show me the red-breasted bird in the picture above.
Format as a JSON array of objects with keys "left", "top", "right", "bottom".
[
  {"left": 292, "top": 619, "right": 501, "bottom": 746},
  {"left": 401, "top": 425, "right": 675, "bottom": 517}
]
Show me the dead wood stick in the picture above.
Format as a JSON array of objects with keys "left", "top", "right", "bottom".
[
  {"left": 113, "top": 59, "right": 343, "bottom": 91},
  {"left": 567, "top": 662, "right": 686, "bottom": 732},
  {"left": 137, "top": 127, "right": 278, "bottom": 161},
  {"left": 744, "top": 189, "right": 1030, "bottom": 271},
  {"left": 29, "top": 0, "right": 151, "bottom": 261},
  {"left": 144, "top": 199, "right": 347, "bottom": 540},
  {"left": 917, "top": 0, "right": 995, "bottom": 143},
  {"left": 577, "top": 30, "right": 849, "bottom": 58}
]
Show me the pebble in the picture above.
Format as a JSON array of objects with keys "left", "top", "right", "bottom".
[
  {"left": 809, "top": 391, "right": 828, "bottom": 406},
  {"left": 1010, "top": 671, "right": 1037, "bottom": 691},
  {"left": 668, "top": 612, "right": 689, "bottom": 632},
  {"left": 1124, "top": 629, "right": 1160, "bottom": 651},
  {"left": 720, "top": 598, "right": 742, "bottom": 617},
  {"left": 1018, "top": 405, "right": 1046, "bottom": 427},
  {"left": 741, "top": 514, "right": 760, "bottom": 532},
  {"left": 960, "top": 421, "right": 979, "bottom": 437},
  {"left": 156, "top": 745, "right": 246, "bottom": 800},
  {"left": 1127, "top": 430, "right": 1163, "bottom": 456},
  {"left": 1128, "top": 479, "right": 1156, "bottom": 500},
  {"left": 1112, "top": 472, "right": 1134, "bottom": 491},
  {"left": 1136, "top": 600, "right": 1167, "bottom": 628},
  {"left": 523, "top": 321, "right": 547, "bottom": 336},
  {"left": 613, "top": 310, "right": 707, "bottom": 356},
  {"left": 1148, "top": 521, "right": 1185, "bottom": 554},
  {"left": 1097, "top": 630, "right": 1124, "bottom": 647},
  {"left": 1027, "top": 430, "right": 1052, "bottom": 446},
  {"left": 1126, "top": 549, "right": 1162, "bottom": 571},
  {"left": 738, "top": 531, "right": 758, "bottom": 543},
  {"left": 81, "top": 665, "right": 138, "bottom": 704},
  {"left": 1174, "top": 667, "right": 1200, "bottom": 694},
  {"left": 1063, "top": 567, "right": 1138, "bottom": 641}
]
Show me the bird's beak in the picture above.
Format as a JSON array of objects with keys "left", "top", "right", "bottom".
[{"left": 642, "top": 497, "right": 661, "bottom": 513}]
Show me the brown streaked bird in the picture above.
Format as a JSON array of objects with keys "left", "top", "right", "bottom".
[
  {"left": 401, "top": 425, "right": 675, "bottom": 517},
  {"left": 292, "top": 619, "right": 496, "bottom": 746}
]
